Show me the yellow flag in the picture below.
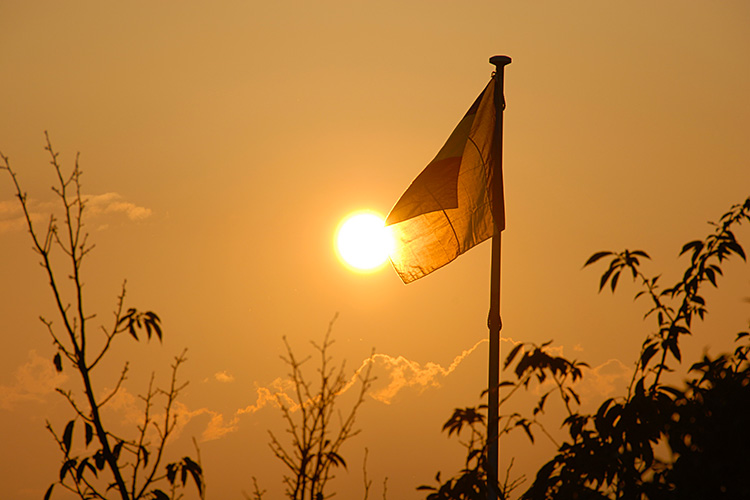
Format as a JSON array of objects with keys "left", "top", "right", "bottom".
[{"left": 386, "top": 79, "right": 504, "bottom": 284}]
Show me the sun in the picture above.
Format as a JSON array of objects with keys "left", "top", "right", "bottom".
[{"left": 335, "top": 210, "right": 394, "bottom": 272}]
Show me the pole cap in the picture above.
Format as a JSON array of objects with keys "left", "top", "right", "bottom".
[{"left": 489, "top": 55, "right": 512, "bottom": 68}]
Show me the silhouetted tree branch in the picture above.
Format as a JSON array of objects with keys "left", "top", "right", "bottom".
[
  {"left": 1, "top": 133, "right": 203, "bottom": 500},
  {"left": 267, "top": 317, "right": 375, "bottom": 500}
]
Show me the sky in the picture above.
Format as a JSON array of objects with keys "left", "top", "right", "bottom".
[{"left": 1, "top": 1, "right": 750, "bottom": 498}]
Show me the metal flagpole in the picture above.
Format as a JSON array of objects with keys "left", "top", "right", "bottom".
[{"left": 487, "top": 54, "right": 511, "bottom": 500}]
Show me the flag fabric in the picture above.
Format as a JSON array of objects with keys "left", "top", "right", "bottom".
[{"left": 385, "top": 78, "right": 504, "bottom": 284}]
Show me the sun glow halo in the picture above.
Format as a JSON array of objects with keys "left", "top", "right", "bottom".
[{"left": 335, "top": 211, "right": 394, "bottom": 272}]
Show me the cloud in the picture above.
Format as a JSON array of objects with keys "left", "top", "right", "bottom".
[
  {"left": 102, "top": 386, "right": 230, "bottom": 442},
  {"left": 363, "top": 339, "right": 488, "bottom": 404},
  {"left": 0, "top": 193, "right": 151, "bottom": 234},
  {"left": 83, "top": 193, "right": 152, "bottom": 221},
  {"left": 0, "top": 350, "right": 68, "bottom": 410},
  {"left": 115, "top": 338, "right": 627, "bottom": 445},
  {"left": 575, "top": 358, "right": 632, "bottom": 403},
  {"left": 211, "top": 371, "right": 235, "bottom": 383},
  {"left": 194, "top": 339, "right": 506, "bottom": 441},
  {"left": 0, "top": 199, "right": 46, "bottom": 234},
  {"left": 200, "top": 380, "right": 295, "bottom": 441}
]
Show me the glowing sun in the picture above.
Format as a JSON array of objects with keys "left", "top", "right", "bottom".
[{"left": 335, "top": 211, "right": 394, "bottom": 272}]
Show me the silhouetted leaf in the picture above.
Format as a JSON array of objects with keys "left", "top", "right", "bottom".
[
  {"left": 610, "top": 270, "right": 621, "bottom": 292},
  {"left": 641, "top": 343, "right": 659, "bottom": 368},
  {"left": 53, "top": 353, "right": 62, "bottom": 373},
  {"left": 76, "top": 458, "right": 97, "bottom": 481},
  {"left": 666, "top": 338, "right": 681, "bottom": 362},
  {"left": 62, "top": 420, "right": 74, "bottom": 454},
  {"left": 680, "top": 240, "right": 703, "bottom": 257},
  {"left": 145, "top": 312, "right": 163, "bottom": 342},
  {"left": 183, "top": 457, "right": 204, "bottom": 494},
  {"left": 140, "top": 445, "right": 149, "bottom": 467},
  {"left": 705, "top": 267, "right": 717, "bottom": 286},
  {"left": 60, "top": 458, "right": 76, "bottom": 481},
  {"left": 327, "top": 451, "right": 347, "bottom": 470},
  {"left": 151, "top": 489, "right": 170, "bottom": 500},
  {"left": 116, "top": 309, "right": 133, "bottom": 327},
  {"left": 152, "top": 320, "right": 162, "bottom": 341},
  {"left": 725, "top": 239, "right": 746, "bottom": 261},
  {"left": 517, "top": 420, "right": 534, "bottom": 443},
  {"left": 166, "top": 462, "right": 179, "bottom": 484},
  {"left": 85, "top": 423, "right": 93, "bottom": 447},
  {"left": 599, "top": 264, "right": 619, "bottom": 292},
  {"left": 568, "top": 387, "right": 581, "bottom": 405},
  {"left": 94, "top": 450, "right": 105, "bottom": 470},
  {"left": 504, "top": 343, "right": 523, "bottom": 369},
  {"left": 584, "top": 251, "right": 612, "bottom": 267},
  {"left": 43, "top": 484, "right": 54, "bottom": 500},
  {"left": 112, "top": 440, "right": 123, "bottom": 461}
]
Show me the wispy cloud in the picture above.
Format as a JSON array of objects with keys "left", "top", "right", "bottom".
[
  {"left": 576, "top": 358, "right": 632, "bottom": 403},
  {"left": 0, "top": 350, "right": 68, "bottom": 410},
  {"left": 83, "top": 193, "right": 152, "bottom": 222},
  {"left": 0, "top": 193, "right": 151, "bottom": 234},
  {"left": 205, "top": 370, "right": 235, "bottom": 383},
  {"left": 363, "top": 339, "right": 489, "bottom": 404},
  {"left": 193, "top": 340, "right": 496, "bottom": 441},
  {"left": 75, "top": 340, "right": 632, "bottom": 444},
  {"left": 200, "top": 380, "right": 295, "bottom": 441}
]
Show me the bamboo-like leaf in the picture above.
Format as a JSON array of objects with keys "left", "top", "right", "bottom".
[
  {"left": 725, "top": 240, "right": 746, "bottom": 261},
  {"left": 504, "top": 343, "right": 523, "bottom": 369},
  {"left": 151, "top": 317, "right": 163, "bottom": 342},
  {"left": 610, "top": 270, "right": 621, "bottom": 292},
  {"left": 141, "top": 445, "right": 149, "bottom": 467},
  {"left": 680, "top": 240, "right": 703, "bottom": 257},
  {"left": 60, "top": 458, "right": 76, "bottom": 481},
  {"left": 85, "top": 423, "right": 93, "bottom": 446},
  {"left": 599, "top": 265, "right": 616, "bottom": 292},
  {"left": 62, "top": 420, "right": 74, "bottom": 454},
  {"left": 183, "top": 456, "right": 203, "bottom": 494},
  {"left": 76, "top": 458, "right": 97, "bottom": 481},
  {"left": 584, "top": 251, "right": 612, "bottom": 267},
  {"left": 641, "top": 343, "right": 659, "bottom": 368},
  {"left": 662, "top": 337, "right": 681, "bottom": 363},
  {"left": 43, "top": 484, "right": 54, "bottom": 500}
]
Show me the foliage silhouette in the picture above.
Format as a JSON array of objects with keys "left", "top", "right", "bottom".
[
  {"left": 419, "top": 344, "right": 588, "bottom": 500},
  {"left": 426, "top": 196, "right": 750, "bottom": 500},
  {"left": 1, "top": 134, "right": 203, "bottom": 500}
]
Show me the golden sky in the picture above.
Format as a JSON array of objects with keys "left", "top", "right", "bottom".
[{"left": 2, "top": 1, "right": 750, "bottom": 498}]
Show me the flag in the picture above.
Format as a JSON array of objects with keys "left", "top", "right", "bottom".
[{"left": 385, "top": 78, "right": 504, "bottom": 284}]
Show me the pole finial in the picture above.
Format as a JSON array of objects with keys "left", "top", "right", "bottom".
[{"left": 489, "top": 55, "right": 512, "bottom": 68}]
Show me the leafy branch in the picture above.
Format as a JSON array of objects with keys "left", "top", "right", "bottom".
[{"left": 2, "top": 134, "right": 203, "bottom": 500}]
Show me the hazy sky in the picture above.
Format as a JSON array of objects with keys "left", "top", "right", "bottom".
[{"left": 2, "top": 1, "right": 749, "bottom": 499}]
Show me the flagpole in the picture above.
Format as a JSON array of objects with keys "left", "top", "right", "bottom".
[{"left": 487, "top": 54, "right": 511, "bottom": 500}]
